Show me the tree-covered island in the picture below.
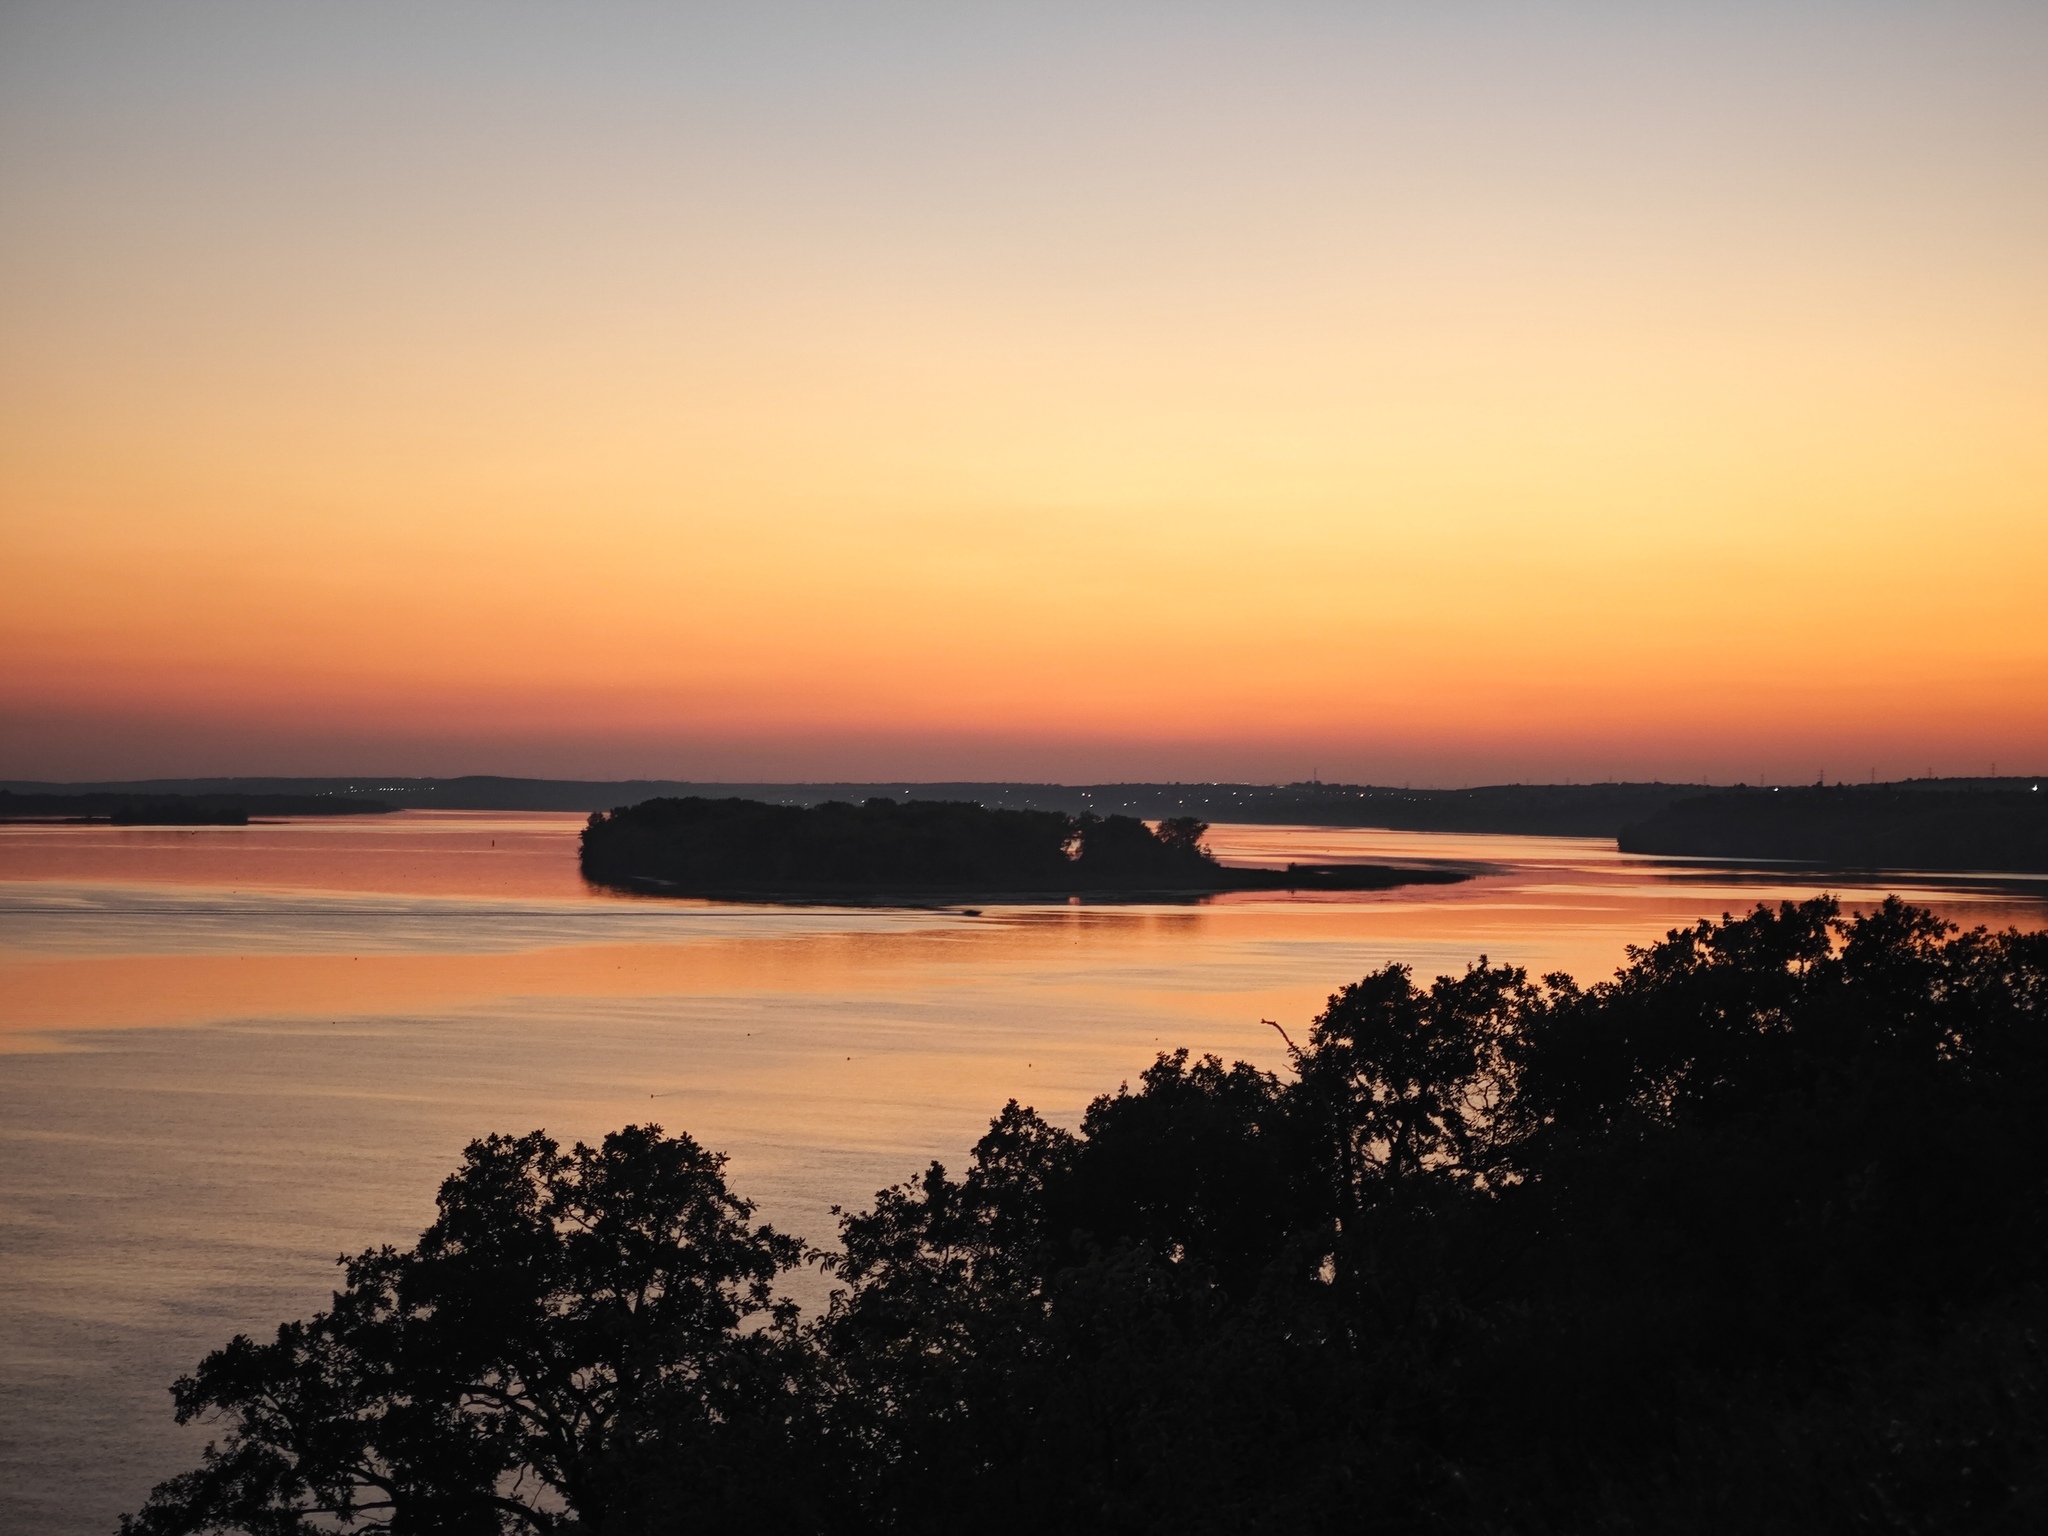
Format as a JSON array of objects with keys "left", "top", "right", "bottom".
[{"left": 579, "top": 796, "right": 1468, "bottom": 899}]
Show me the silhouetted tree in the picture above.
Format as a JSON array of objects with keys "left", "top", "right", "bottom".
[
  {"left": 124, "top": 1127, "right": 809, "bottom": 1535},
  {"left": 131, "top": 898, "right": 2048, "bottom": 1534}
]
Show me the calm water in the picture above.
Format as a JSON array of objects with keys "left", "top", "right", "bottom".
[{"left": 4, "top": 811, "right": 2045, "bottom": 1533}]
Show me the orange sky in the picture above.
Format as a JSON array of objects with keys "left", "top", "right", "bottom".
[{"left": 3, "top": 4, "right": 2044, "bottom": 783}]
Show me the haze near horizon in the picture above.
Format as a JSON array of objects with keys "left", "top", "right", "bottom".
[{"left": 3, "top": 2, "right": 2044, "bottom": 785}]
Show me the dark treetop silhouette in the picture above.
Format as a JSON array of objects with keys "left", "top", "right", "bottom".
[
  {"left": 127, "top": 896, "right": 2048, "bottom": 1535},
  {"left": 578, "top": 796, "right": 1465, "bottom": 898}
]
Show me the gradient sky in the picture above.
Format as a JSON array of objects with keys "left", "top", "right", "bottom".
[{"left": 3, "top": 2, "right": 2044, "bottom": 784}]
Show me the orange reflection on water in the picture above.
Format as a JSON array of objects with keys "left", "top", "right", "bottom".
[
  {"left": 8, "top": 879, "right": 2044, "bottom": 1053},
  {"left": 0, "top": 811, "right": 603, "bottom": 899},
  {"left": 0, "top": 905, "right": 1353, "bottom": 1045},
  {"left": 5, "top": 813, "right": 2045, "bottom": 1056}
]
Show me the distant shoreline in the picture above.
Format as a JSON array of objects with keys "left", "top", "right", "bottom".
[
  {"left": 8, "top": 777, "right": 2042, "bottom": 875},
  {"left": 1620, "top": 784, "right": 2048, "bottom": 874},
  {"left": 0, "top": 791, "right": 397, "bottom": 826},
  {"left": 26, "top": 774, "right": 2039, "bottom": 836}
]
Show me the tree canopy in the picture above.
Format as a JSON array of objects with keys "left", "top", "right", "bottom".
[{"left": 128, "top": 896, "right": 2048, "bottom": 1534}]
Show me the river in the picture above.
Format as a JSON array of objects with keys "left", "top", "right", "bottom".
[{"left": 3, "top": 810, "right": 2043, "bottom": 1532}]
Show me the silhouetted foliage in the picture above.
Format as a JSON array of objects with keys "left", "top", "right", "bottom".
[
  {"left": 578, "top": 796, "right": 1462, "bottom": 897},
  {"left": 131, "top": 897, "right": 2048, "bottom": 1533},
  {"left": 123, "top": 1128, "right": 810, "bottom": 1535},
  {"left": 580, "top": 796, "right": 1184, "bottom": 894},
  {"left": 1621, "top": 783, "right": 2048, "bottom": 871}
]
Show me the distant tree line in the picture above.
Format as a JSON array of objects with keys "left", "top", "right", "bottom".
[
  {"left": 0, "top": 791, "right": 395, "bottom": 825},
  {"left": 7, "top": 777, "right": 1710, "bottom": 832},
  {"left": 19, "top": 777, "right": 2033, "bottom": 841},
  {"left": 1621, "top": 784, "right": 2048, "bottom": 872},
  {"left": 125, "top": 896, "right": 2047, "bottom": 1534}
]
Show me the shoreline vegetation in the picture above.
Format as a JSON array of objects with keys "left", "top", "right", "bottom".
[
  {"left": 4, "top": 775, "right": 1742, "bottom": 835},
  {"left": 578, "top": 796, "right": 1471, "bottom": 900},
  {"left": 124, "top": 896, "right": 2048, "bottom": 1534},
  {"left": 1621, "top": 783, "right": 2048, "bottom": 873},
  {"left": 8, "top": 776, "right": 2039, "bottom": 872},
  {"left": 0, "top": 790, "right": 396, "bottom": 826}
]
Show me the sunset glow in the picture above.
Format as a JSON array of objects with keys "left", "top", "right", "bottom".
[{"left": 4, "top": 4, "right": 2044, "bottom": 783}]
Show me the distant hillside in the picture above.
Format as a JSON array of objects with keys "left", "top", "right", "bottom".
[
  {"left": 12, "top": 774, "right": 2037, "bottom": 842},
  {"left": 1055, "top": 782, "right": 1707, "bottom": 836},
  {"left": 0, "top": 790, "right": 395, "bottom": 825},
  {"left": 2, "top": 775, "right": 1718, "bottom": 835},
  {"left": 1620, "top": 785, "right": 2048, "bottom": 872}
]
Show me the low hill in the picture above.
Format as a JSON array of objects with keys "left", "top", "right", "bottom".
[
  {"left": 16, "top": 774, "right": 2036, "bottom": 843},
  {"left": 3, "top": 775, "right": 1720, "bottom": 834},
  {"left": 1620, "top": 785, "right": 2048, "bottom": 872},
  {"left": 0, "top": 790, "right": 396, "bottom": 825}
]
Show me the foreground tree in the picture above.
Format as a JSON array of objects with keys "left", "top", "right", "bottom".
[
  {"left": 132, "top": 898, "right": 2048, "bottom": 1533},
  {"left": 123, "top": 1127, "right": 808, "bottom": 1535}
]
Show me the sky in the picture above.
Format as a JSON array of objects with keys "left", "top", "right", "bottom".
[{"left": 2, "top": 2, "right": 2044, "bottom": 786}]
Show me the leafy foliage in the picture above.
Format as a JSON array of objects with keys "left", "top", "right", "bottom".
[
  {"left": 130, "top": 898, "right": 2048, "bottom": 1534},
  {"left": 123, "top": 1128, "right": 806, "bottom": 1535}
]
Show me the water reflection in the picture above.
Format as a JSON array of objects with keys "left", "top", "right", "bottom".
[{"left": 6, "top": 813, "right": 2042, "bottom": 1048}]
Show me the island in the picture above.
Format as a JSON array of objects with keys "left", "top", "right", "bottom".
[{"left": 579, "top": 796, "right": 1470, "bottom": 899}]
